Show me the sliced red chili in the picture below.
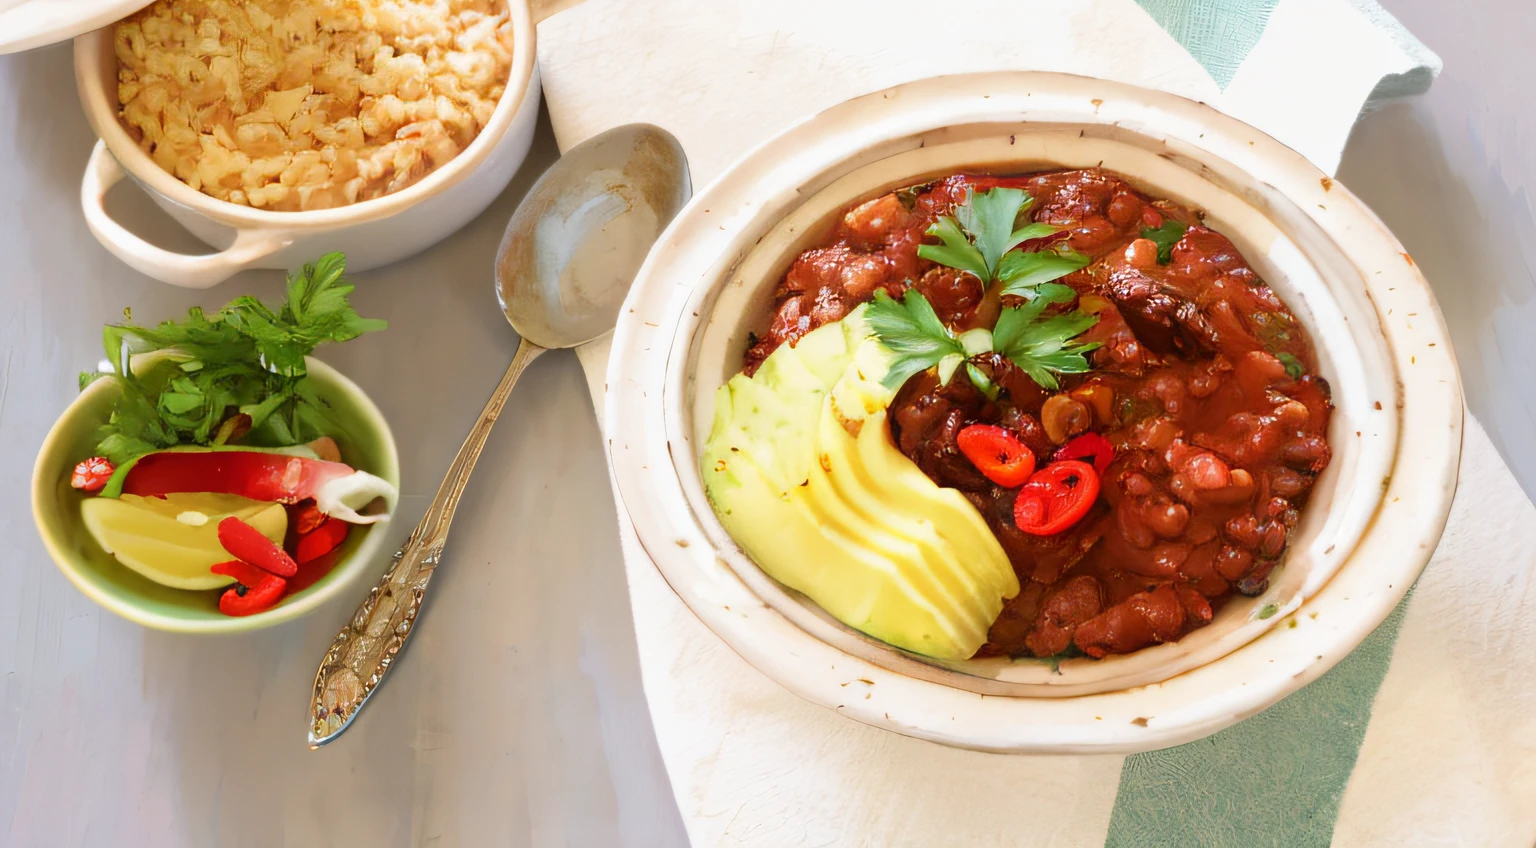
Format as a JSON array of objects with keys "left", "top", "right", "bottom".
[
  {"left": 1013, "top": 460, "right": 1101, "bottom": 535},
  {"left": 210, "top": 560, "right": 287, "bottom": 617},
  {"left": 70, "top": 457, "right": 115, "bottom": 492},
  {"left": 122, "top": 451, "right": 357, "bottom": 504},
  {"left": 218, "top": 516, "right": 298, "bottom": 577},
  {"left": 1055, "top": 432, "right": 1115, "bottom": 475},
  {"left": 956, "top": 424, "right": 1037, "bottom": 488},
  {"left": 295, "top": 518, "right": 349, "bottom": 564}
]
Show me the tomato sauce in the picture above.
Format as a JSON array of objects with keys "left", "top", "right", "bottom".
[{"left": 743, "top": 169, "right": 1333, "bottom": 659}]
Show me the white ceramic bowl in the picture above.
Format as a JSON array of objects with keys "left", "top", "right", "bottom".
[
  {"left": 71, "top": 0, "right": 540, "bottom": 288},
  {"left": 605, "top": 72, "right": 1464, "bottom": 753}
]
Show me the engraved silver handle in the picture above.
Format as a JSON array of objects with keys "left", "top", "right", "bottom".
[{"left": 308, "top": 338, "right": 545, "bottom": 747}]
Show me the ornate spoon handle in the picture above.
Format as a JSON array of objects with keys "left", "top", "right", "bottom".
[{"left": 308, "top": 338, "right": 545, "bottom": 748}]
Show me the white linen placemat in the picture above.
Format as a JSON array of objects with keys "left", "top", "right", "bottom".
[{"left": 540, "top": 1, "right": 1536, "bottom": 843}]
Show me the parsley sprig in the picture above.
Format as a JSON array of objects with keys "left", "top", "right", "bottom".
[
  {"left": 88, "top": 253, "right": 386, "bottom": 464},
  {"left": 991, "top": 286, "right": 1101, "bottom": 390},
  {"left": 866, "top": 287, "right": 1099, "bottom": 395},
  {"left": 917, "top": 186, "right": 1089, "bottom": 299},
  {"left": 866, "top": 184, "right": 1101, "bottom": 397}
]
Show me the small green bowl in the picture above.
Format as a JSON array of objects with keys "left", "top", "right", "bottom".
[{"left": 31, "top": 358, "right": 401, "bottom": 633}]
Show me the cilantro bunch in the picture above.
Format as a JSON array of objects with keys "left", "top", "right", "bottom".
[
  {"left": 868, "top": 186, "right": 1100, "bottom": 396},
  {"left": 86, "top": 253, "right": 387, "bottom": 464}
]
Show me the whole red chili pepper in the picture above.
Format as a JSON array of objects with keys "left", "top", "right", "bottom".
[
  {"left": 218, "top": 516, "right": 298, "bottom": 577},
  {"left": 1055, "top": 432, "right": 1115, "bottom": 475},
  {"left": 70, "top": 457, "right": 115, "bottom": 492},
  {"left": 295, "top": 518, "right": 349, "bottom": 564},
  {"left": 210, "top": 560, "right": 287, "bottom": 617}
]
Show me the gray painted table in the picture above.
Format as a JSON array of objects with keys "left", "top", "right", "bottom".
[
  {"left": 0, "top": 42, "right": 686, "bottom": 847},
  {"left": 2, "top": 0, "right": 1532, "bottom": 842}
]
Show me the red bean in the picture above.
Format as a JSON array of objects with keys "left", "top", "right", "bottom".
[
  {"left": 1257, "top": 521, "right": 1289, "bottom": 559},
  {"left": 1215, "top": 545, "right": 1254, "bottom": 580},
  {"left": 1144, "top": 496, "right": 1191, "bottom": 539}
]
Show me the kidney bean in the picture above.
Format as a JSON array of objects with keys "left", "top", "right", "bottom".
[
  {"left": 1073, "top": 585, "right": 1186, "bottom": 658},
  {"left": 1274, "top": 400, "right": 1311, "bottom": 428},
  {"left": 1214, "top": 545, "right": 1254, "bottom": 580},
  {"left": 1281, "top": 436, "right": 1331, "bottom": 472},
  {"left": 1149, "top": 543, "right": 1192, "bottom": 575},
  {"left": 1025, "top": 575, "right": 1104, "bottom": 658},
  {"left": 914, "top": 265, "right": 984, "bottom": 325},
  {"left": 1174, "top": 584, "right": 1215, "bottom": 626},
  {"left": 1120, "top": 471, "right": 1156, "bottom": 498},
  {"left": 1270, "top": 469, "right": 1309, "bottom": 498},
  {"left": 841, "top": 193, "right": 909, "bottom": 244},
  {"left": 838, "top": 253, "right": 893, "bottom": 301},
  {"left": 1116, "top": 501, "right": 1157, "bottom": 549},
  {"left": 1257, "top": 521, "right": 1289, "bottom": 559},
  {"left": 1237, "top": 559, "right": 1278, "bottom": 596},
  {"left": 1225, "top": 514, "right": 1261, "bottom": 549},
  {"left": 1143, "top": 496, "right": 1191, "bottom": 539},
  {"left": 1186, "top": 516, "right": 1219, "bottom": 545}
]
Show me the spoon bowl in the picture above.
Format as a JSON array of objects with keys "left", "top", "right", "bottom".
[
  {"left": 497, "top": 125, "right": 691, "bottom": 349},
  {"left": 309, "top": 124, "right": 690, "bottom": 748}
]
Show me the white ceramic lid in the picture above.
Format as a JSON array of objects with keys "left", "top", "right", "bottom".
[{"left": 0, "top": 0, "right": 152, "bottom": 55}]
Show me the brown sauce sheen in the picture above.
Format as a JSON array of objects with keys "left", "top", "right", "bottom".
[{"left": 744, "top": 170, "right": 1333, "bottom": 659}]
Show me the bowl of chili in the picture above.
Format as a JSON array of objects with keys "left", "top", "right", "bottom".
[{"left": 607, "top": 72, "right": 1462, "bottom": 752}]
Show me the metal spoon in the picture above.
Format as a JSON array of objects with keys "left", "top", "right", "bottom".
[{"left": 307, "top": 124, "right": 691, "bottom": 748}]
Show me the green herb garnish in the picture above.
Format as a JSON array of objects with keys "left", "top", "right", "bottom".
[
  {"left": 866, "top": 288, "right": 969, "bottom": 391},
  {"left": 88, "top": 253, "right": 386, "bottom": 464},
  {"left": 990, "top": 286, "right": 1101, "bottom": 390},
  {"left": 866, "top": 286, "right": 1099, "bottom": 394},
  {"left": 1276, "top": 352, "right": 1305, "bottom": 380},
  {"left": 918, "top": 186, "right": 1087, "bottom": 296},
  {"left": 1140, "top": 219, "right": 1189, "bottom": 264}
]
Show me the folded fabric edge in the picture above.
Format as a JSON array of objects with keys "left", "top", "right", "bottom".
[{"left": 1346, "top": 0, "right": 1443, "bottom": 113}]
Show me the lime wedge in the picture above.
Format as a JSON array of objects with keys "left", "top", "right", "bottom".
[{"left": 81, "top": 493, "right": 288, "bottom": 590}]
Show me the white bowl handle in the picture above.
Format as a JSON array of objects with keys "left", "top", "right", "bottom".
[{"left": 81, "top": 141, "right": 292, "bottom": 289}]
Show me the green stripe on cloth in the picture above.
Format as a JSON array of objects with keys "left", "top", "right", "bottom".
[
  {"left": 1134, "top": 0, "right": 1280, "bottom": 88},
  {"left": 1105, "top": 596, "right": 1412, "bottom": 848}
]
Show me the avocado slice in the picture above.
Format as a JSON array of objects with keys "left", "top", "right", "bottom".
[{"left": 701, "top": 312, "right": 1017, "bottom": 660}]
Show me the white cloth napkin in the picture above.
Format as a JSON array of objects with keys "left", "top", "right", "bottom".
[{"left": 544, "top": 1, "right": 1536, "bottom": 844}]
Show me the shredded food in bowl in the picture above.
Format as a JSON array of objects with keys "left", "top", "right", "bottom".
[{"left": 113, "top": 0, "right": 514, "bottom": 211}]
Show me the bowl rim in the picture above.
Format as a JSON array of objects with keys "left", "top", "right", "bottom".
[
  {"left": 604, "top": 71, "right": 1464, "bottom": 753},
  {"left": 31, "top": 357, "right": 401, "bottom": 634},
  {"left": 71, "top": 0, "right": 537, "bottom": 230}
]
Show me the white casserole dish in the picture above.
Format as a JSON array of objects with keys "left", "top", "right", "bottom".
[
  {"left": 71, "top": 0, "right": 540, "bottom": 288},
  {"left": 605, "top": 72, "right": 1463, "bottom": 753}
]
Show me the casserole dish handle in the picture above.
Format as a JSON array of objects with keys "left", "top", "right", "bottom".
[{"left": 80, "top": 141, "right": 290, "bottom": 289}]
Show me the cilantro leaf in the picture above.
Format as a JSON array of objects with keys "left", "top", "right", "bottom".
[
  {"left": 991, "top": 289, "right": 1101, "bottom": 390},
  {"left": 997, "top": 250, "right": 1091, "bottom": 299},
  {"left": 866, "top": 289, "right": 968, "bottom": 390},
  {"left": 224, "top": 253, "right": 389, "bottom": 378},
  {"left": 916, "top": 216, "right": 990, "bottom": 283},
  {"left": 88, "top": 252, "right": 384, "bottom": 464},
  {"left": 1141, "top": 220, "right": 1189, "bottom": 264},
  {"left": 918, "top": 187, "right": 1063, "bottom": 285}
]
